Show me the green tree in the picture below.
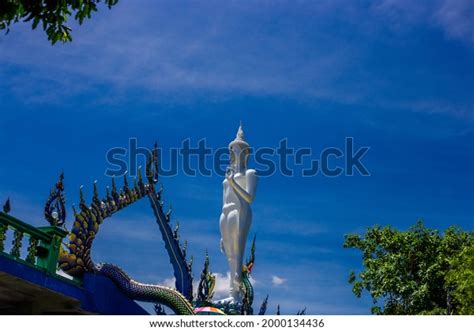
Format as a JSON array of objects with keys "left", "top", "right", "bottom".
[
  {"left": 0, "top": 0, "right": 119, "bottom": 44},
  {"left": 446, "top": 244, "right": 474, "bottom": 314},
  {"left": 344, "top": 221, "right": 473, "bottom": 315}
]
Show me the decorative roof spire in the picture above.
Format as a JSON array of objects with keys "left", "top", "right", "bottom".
[
  {"left": 259, "top": 295, "right": 269, "bottom": 315},
  {"left": 3, "top": 197, "right": 10, "bottom": 214}
]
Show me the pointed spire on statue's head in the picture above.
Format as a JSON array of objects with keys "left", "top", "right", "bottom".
[
  {"left": 229, "top": 121, "right": 249, "bottom": 150},
  {"left": 237, "top": 121, "right": 244, "bottom": 140}
]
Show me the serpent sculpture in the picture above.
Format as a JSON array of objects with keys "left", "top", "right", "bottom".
[
  {"left": 196, "top": 252, "right": 216, "bottom": 303},
  {"left": 242, "top": 234, "right": 256, "bottom": 308},
  {"left": 44, "top": 172, "right": 66, "bottom": 228},
  {"left": 95, "top": 263, "right": 195, "bottom": 315},
  {"left": 49, "top": 145, "right": 256, "bottom": 315}
]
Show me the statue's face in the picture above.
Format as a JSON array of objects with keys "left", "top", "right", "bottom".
[{"left": 230, "top": 144, "right": 249, "bottom": 169}]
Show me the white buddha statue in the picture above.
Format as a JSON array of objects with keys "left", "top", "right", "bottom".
[{"left": 219, "top": 123, "right": 258, "bottom": 303}]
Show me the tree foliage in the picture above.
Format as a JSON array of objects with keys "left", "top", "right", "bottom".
[
  {"left": 0, "top": 0, "right": 119, "bottom": 44},
  {"left": 344, "top": 221, "right": 473, "bottom": 315},
  {"left": 446, "top": 244, "right": 474, "bottom": 314}
]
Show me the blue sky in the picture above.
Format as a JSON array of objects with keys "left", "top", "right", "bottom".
[{"left": 0, "top": 0, "right": 473, "bottom": 314}]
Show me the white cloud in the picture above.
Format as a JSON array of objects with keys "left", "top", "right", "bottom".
[
  {"left": 0, "top": 1, "right": 471, "bottom": 119},
  {"left": 191, "top": 272, "right": 257, "bottom": 300},
  {"left": 0, "top": 2, "right": 358, "bottom": 106},
  {"left": 271, "top": 275, "right": 286, "bottom": 286},
  {"left": 189, "top": 272, "right": 229, "bottom": 300},
  {"left": 159, "top": 277, "right": 176, "bottom": 289},
  {"left": 373, "top": 0, "right": 474, "bottom": 44},
  {"left": 434, "top": 0, "right": 474, "bottom": 43},
  {"left": 212, "top": 272, "right": 231, "bottom": 299}
]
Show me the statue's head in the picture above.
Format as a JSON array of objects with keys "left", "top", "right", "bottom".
[{"left": 229, "top": 123, "right": 250, "bottom": 170}]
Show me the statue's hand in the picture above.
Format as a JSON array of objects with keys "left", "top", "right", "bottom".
[{"left": 225, "top": 167, "right": 235, "bottom": 180}]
